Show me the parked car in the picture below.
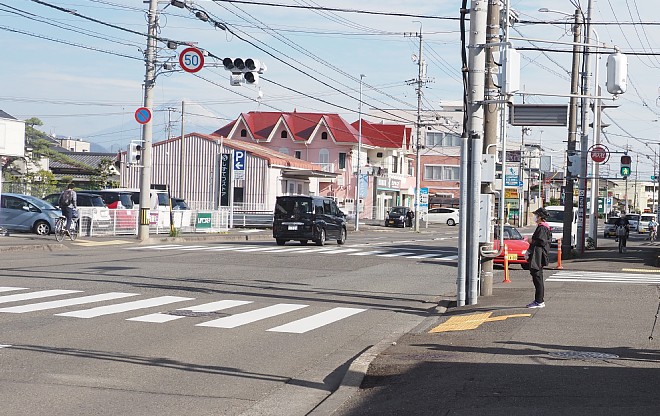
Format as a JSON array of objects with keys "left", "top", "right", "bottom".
[
  {"left": 272, "top": 195, "right": 347, "bottom": 246},
  {"left": 603, "top": 217, "right": 619, "bottom": 238},
  {"left": 385, "top": 206, "right": 413, "bottom": 228},
  {"left": 43, "top": 192, "right": 112, "bottom": 230},
  {"left": 638, "top": 214, "right": 656, "bottom": 233},
  {"left": 425, "top": 207, "right": 459, "bottom": 226},
  {"left": 0, "top": 193, "right": 60, "bottom": 235},
  {"left": 171, "top": 198, "right": 189, "bottom": 210},
  {"left": 78, "top": 190, "right": 134, "bottom": 209},
  {"left": 493, "top": 225, "right": 530, "bottom": 269},
  {"left": 626, "top": 213, "right": 640, "bottom": 232}
]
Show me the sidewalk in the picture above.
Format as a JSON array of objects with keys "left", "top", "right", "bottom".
[{"left": 329, "top": 240, "right": 660, "bottom": 415}]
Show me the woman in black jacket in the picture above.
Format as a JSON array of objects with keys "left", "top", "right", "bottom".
[{"left": 527, "top": 207, "right": 552, "bottom": 308}]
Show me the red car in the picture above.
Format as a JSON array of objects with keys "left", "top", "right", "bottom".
[{"left": 493, "top": 225, "right": 530, "bottom": 269}]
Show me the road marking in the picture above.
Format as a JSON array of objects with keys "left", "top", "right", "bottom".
[
  {"left": 127, "top": 300, "right": 252, "bottom": 323},
  {"left": 0, "top": 287, "right": 28, "bottom": 293},
  {"left": 56, "top": 296, "right": 194, "bottom": 318},
  {"left": 0, "top": 292, "right": 138, "bottom": 313},
  {"left": 429, "top": 312, "right": 531, "bottom": 333},
  {"left": 176, "top": 246, "right": 209, "bottom": 251},
  {"left": 439, "top": 255, "right": 459, "bottom": 261},
  {"left": 196, "top": 303, "right": 308, "bottom": 329},
  {"left": 407, "top": 253, "right": 437, "bottom": 259},
  {"left": 236, "top": 247, "right": 281, "bottom": 252},
  {"left": 147, "top": 245, "right": 186, "bottom": 250},
  {"left": 548, "top": 271, "right": 660, "bottom": 284},
  {"left": 319, "top": 248, "right": 360, "bottom": 254},
  {"left": 72, "top": 240, "right": 133, "bottom": 247},
  {"left": 207, "top": 246, "right": 252, "bottom": 251},
  {"left": 268, "top": 307, "right": 366, "bottom": 333},
  {"left": 377, "top": 252, "right": 415, "bottom": 257},
  {"left": 126, "top": 244, "right": 176, "bottom": 250},
  {"left": 621, "top": 268, "right": 660, "bottom": 273},
  {"left": 0, "top": 290, "right": 82, "bottom": 305},
  {"left": 260, "top": 247, "right": 315, "bottom": 253},
  {"left": 0, "top": 344, "right": 10, "bottom": 349},
  {"left": 348, "top": 251, "right": 385, "bottom": 256}
]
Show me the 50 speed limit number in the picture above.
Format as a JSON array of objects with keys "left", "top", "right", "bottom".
[{"left": 179, "top": 47, "right": 205, "bottom": 73}]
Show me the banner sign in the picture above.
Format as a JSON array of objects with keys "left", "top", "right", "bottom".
[
  {"left": 220, "top": 154, "right": 231, "bottom": 207},
  {"left": 196, "top": 212, "right": 213, "bottom": 229}
]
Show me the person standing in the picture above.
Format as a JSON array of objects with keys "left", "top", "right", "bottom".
[
  {"left": 526, "top": 207, "right": 552, "bottom": 309},
  {"left": 406, "top": 209, "right": 414, "bottom": 228},
  {"left": 58, "top": 183, "right": 77, "bottom": 233}
]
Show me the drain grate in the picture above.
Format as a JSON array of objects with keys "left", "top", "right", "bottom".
[{"left": 548, "top": 351, "right": 619, "bottom": 360}]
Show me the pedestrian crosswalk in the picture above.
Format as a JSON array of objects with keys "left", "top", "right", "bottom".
[
  {"left": 0, "top": 286, "right": 367, "bottom": 334},
  {"left": 547, "top": 270, "right": 660, "bottom": 285},
  {"left": 127, "top": 244, "right": 459, "bottom": 262}
]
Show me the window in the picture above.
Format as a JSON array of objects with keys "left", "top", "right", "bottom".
[
  {"left": 426, "top": 132, "right": 461, "bottom": 147},
  {"left": 297, "top": 184, "right": 303, "bottom": 194},
  {"left": 295, "top": 150, "right": 302, "bottom": 159},
  {"left": 408, "top": 160, "right": 414, "bottom": 176},
  {"left": 321, "top": 132, "right": 328, "bottom": 140},
  {"left": 338, "top": 152, "right": 346, "bottom": 169},
  {"left": 392, "top": 156, "right": 398, "bottom": 173},
  {"left": 240, "top": 129, "right": 247, "bottom": 137},
  {"left": 281, "top": 131, "right": 288, "bottom": 138},
  {"left": 424, "top": 165, "right": 459, "bottom": 180},
  {"left": 319, "top": 149, "right": 329, "bottom": 164},
  {"left": 376, "top": 152, "right": 383, "bottom": 158}
]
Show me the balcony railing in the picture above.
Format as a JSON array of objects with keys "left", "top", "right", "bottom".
[{"left": 312, "top": 162, "right": 335, "bottom": 173}]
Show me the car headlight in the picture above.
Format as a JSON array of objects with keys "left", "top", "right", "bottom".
[{"left": 48, "top": 212, "right": 60, "bottom": 219}]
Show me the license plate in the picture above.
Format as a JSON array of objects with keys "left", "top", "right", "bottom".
[
  {"left": 506, "top": 254, "right": 518, "bottom": 260},
  {"left": 388, "top": 220, "right": 395, "bottom": 224},
  {"left": 288, "top": 225, "right": 298, "bottom": 230}
]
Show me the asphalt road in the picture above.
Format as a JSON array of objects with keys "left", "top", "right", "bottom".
[{"left": 0, "top": 226, "right": 460, "bottom": 416}]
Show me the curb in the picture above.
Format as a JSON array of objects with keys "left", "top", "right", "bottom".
[
  {"left": 308, "top": 299, "right": 451, "bottom": 415},
  {"left": 0, "top": 243, "right": 66, "bottom": 253}
]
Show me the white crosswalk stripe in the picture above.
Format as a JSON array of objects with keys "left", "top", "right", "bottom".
[
  {"left": 0, "top": 289, "right": 82, "bottom": 304},
  {"left": 56, "top": 296, "right": 194, "bottom": 318},
  {"left": 0, "top": 286, "right": 368, "bottom": 334},
  {"left": 547, "top": 270, "right": 660, "bottom": 285},
  {"left": 0, "top": 287, "right": 28, "bottom": 293},
  {"left": 0, "top": 292, "right": 138, "bottom": 313},
  {"left": 196, "top": 304, "right": 308, "bottom": 329}
]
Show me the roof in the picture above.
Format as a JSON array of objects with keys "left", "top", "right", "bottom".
[
  {"left": 351, "top": 119, "right": 409, "bottom": 149},
  {"left": 49, "top": 152, "right": 118, "bottom": 170},
  {"left": 0, "top": 110, "right": 17, "bottom": 120},
  {"left": 212, "top": 111, "right": 362, "bottom": 144},
  {"left": 162, "top": 132, "right": 329, "bottom": 172}
]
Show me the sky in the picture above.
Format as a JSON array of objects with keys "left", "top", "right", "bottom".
[{"left": 1, "top": 0, "right": 660, "bottom": 179}]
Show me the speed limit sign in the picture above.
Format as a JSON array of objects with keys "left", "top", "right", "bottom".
[{"left": 179, "top": 47, "right": 205, "bottom": 73}]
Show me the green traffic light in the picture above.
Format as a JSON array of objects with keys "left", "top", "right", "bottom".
[{"left": 621, "top": 166, "right": 631, "bottom": 176}]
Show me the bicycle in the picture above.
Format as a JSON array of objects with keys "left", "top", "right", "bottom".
[
  {"left": 649, "top": 227, "right": 657, "bottom": 242},
  {"left": 54, "top": 215, "right": 79, "bottom": 242}
]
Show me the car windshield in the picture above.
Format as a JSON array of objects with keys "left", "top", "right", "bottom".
[
  {"left": 545, "top": 210, "right": 564, "bottom": 222},
  {"left": 390, "top": 207, "right": 407, "bottom": 215},
  {"left": 119, "top": 194, "right": 134, "bottom": 208},
  {"left": 627, "top": 215, "right": 640, "bottom": 221},
  {"left": 606, "top": 217, "right": 619, "bottom": 225},
  {"left": 87, "top": 196, "right": 106, "bottom": 207},
  {"left": 23, "top": 195, "right": 56, "bottom": 210},
  {"left": 275, "top": 197, "right": 313, "bottom": 218}
]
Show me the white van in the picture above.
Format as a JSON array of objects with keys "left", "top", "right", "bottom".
[{"left": 544, "top": 206, "right": 578, "bottom": 247}]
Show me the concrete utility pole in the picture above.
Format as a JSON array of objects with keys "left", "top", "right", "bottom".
[
  {"left": 137, "top": 0, "right": 158, "bottom": 241},
  {"left": 354, "top": 74, "right": 364, "bottom": 231},
  {"left": 480, "top": 0, "right": 500, "bottom": 297},
  {"left": 562, "top": 9, "right": 582, "bottom": 257},
  {"left": 409, "top": 28, "right": 424, "bottom": 232},
  {"left": 578, "top": 0, "right": 594, "bottom": 253},
  {"left": 465, "top": 0, "right": 487, "bottom": 305},
  {"left": 179, "top": 100, "right": 185, "bottom": 199}
]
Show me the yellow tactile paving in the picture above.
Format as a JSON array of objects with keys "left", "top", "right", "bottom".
[{"left": 429, "top": 312, "right": 531, "bottom": 333}]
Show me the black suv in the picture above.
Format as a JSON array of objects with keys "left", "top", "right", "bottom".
[
  {"left": 272, "top": 195, "right": 347, "bottom": 246},
  {"left": 385, "top": 206, "right": 413, "bottom": 227}
]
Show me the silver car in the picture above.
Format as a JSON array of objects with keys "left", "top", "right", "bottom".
[{"left": 0, "top": 193, "right": 60, "bottom": 235}]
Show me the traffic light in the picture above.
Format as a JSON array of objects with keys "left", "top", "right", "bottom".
[
  {"left": 620, "top": 154, "right": 631, "bottom": 177},
  {"left": 606, "top": 52, "right": 628, "bottom": 95},
  {"left": 128, "top": 141, "right": 142, "bottom": 165},
  {"left": 567, "top": 151, "right": 581, "bottom": 177},
  {"left": 222, "top": 57, "right": 267, "bottom": 85}
]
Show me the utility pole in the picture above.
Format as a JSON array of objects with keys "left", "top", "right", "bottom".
[
  {"left": 354, "top": 74, "right": 364, "bottom": 231},
  {"left": 562, "top": 9, "right": 582, "bottom": 257},
  {"left": 480, "top": 0, "right": 500, "bottom": 297},
  {"left": 137, "top": 0, "right": 158, "bottom": 242},
  {"left": 179, "top": 100, "right": 185, "bottom": 198}
]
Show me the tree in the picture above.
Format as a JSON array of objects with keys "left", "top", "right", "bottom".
[{"left": 89, "top": 158, "right": 118, "bottom": 189}]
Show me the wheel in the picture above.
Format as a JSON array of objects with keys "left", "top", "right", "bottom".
[
  {"left": 337, "top": 228, "right": 346, "bottom": 245},
  {"left": 34, "top": 220, "right": 51, "bottom": 236},
  {"left": 299, "top": 240, "right": 308, "bottom": 245},
  {"left": 69, "top": 220, "right": 78, "bottom": 241},
  {"left": 54, "top": 219, "right": 65, "bottom": 242},
  {"left": 315, "top": 228, "right": 326, "bottom": 246},
  {"left": 276, "top": 239, "right": 286, "bottom": 246},
  {"left": 447, "top": 219, "right": 456, "bottom": 226}
]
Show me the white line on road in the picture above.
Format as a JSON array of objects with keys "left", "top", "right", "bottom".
[
  {"left": 319, "top": 249, "right": 360, "bottom": 254},
  {"left": 0, "top": 345, "right": 10, "bottom": 349},
  {"left": 196, "top": 303, "right": 308, "bottom": 329},
  {"left": 0, "top": 287, "right": 28, "bottom": 293},
  {"left": 0, "top": 292, "right": 139, "bottom": 313},
  {"left": 377, "top": 252, "right": 415, "bottom": 257},
  {"left": 127, "top": 300, "right": 253, "bottom": 323},
  {"left": 267, "top": 307, "right": 367, "bottom": 333},
  {"left": 0, "top": 290, "right": 82, "bottom": 305},
  {"left": 407, "top": 253, "right": 438, "bottom": 259},
  {"left": 56, "top": 296, "right": 194, "bottom": 319}
]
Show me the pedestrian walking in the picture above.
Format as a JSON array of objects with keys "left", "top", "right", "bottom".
[
  {"left": 58, "top": 183, "right": 77, "bottom": 233},
  {"left": 526, "top": 207, "right": 552, "bottom": 308},
  {"left": 406, "top": 209, "right": 414, "bottom": 228}
]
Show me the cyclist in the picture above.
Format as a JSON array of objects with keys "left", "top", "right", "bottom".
[
  {"left": 648, "top": 217, "right": 658, "bottom": 241},
  {"left": 615, "top": 215, "right": 630, "bottom": 250},
  {"left": 58, "top": 183, "right": 78, "bottom": 234}
]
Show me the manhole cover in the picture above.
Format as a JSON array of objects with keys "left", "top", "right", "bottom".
[
  {"left": 165, "top": 310, "right": 230, "bottom": 318},
  {"left": 548, "top": 351, "right": 619, "bottom": 360}
]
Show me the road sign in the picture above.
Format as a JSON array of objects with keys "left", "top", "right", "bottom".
[
  {"left": 589, "top": 144, "right": 608, "bottom": 163},
  {"left": 505, "top": 174, "right": 520, "bottom": 187},
  {"left": 234, "top": 150, "right": 245, "bottom": 180},
  {"left": 420, "top": 187, "right": 429, "bottom": 209},
  {"left": 134, "top": 107, "right": 151, "bottom": 124},
  {"left": 179, "top": 47, "right": 205, "bottom": 73}
]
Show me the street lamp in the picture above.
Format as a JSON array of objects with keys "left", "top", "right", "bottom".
[{"left": 354, "top": 74, "right": 365, "bottom": 231}]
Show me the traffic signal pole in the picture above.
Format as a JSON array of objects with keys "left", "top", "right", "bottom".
[{"left": 137, "top": 0, "right": 158, "bottom": 242}]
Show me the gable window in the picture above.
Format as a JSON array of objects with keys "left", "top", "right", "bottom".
[
  {"left": 281, "top": 131, "right": 288, "bottom": 139},
  {"left": 240, "top": 129, "right": 247, "bottom": 137},
  {"left": 338, "top": 152, "right": 346, "bottom": 169},
  {"left": 295, "top": 150, "right": 302, "bottom": 159},
  {"left": 321, "top": 132, "right": 328, "bottom": 140}
]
